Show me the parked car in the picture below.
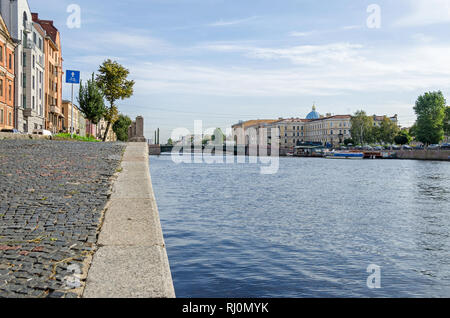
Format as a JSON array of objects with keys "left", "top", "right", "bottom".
[
  {"left": 32, "top": 129, "right": 52, "bottom": 136},
  {"left": 428, "top": 144, "right": 440, "bottom": 149},
  {"left": 374, "top": 146, "right": 384, "bottom": 151},
  {"left": 440, "top": 143, "right": 450, "bottom": 150},
  {"left": 402, "top": 145, "right": 412, "bottom": 150},
  {"left": 0, "top": 128, "right": 20, "bottom": 134}
]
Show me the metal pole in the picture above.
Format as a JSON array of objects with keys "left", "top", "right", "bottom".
[{"left": 71, "top": 83, "right": 74, "bottom": 138}]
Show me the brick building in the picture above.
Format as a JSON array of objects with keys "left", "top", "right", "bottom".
[{"left": 0, "top": 14, "right": 16, "bottom": 131}]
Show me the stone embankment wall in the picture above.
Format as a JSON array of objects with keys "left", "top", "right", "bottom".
[
  {"left": 83, "top": 142, "right": 175, "bottom": 298},
  {"left": 394, "top": 150, "right": 450, "bottom": 161},
  {"left": 0, "top": 133, "right": 50, "bottom": 140}
]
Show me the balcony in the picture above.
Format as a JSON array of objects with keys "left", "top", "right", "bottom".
[
  {"left": 23, "top": 21, "right": 32, "bottom": 33},
  {"left": 23, "top": 108, "right": 34, "bottom": 118},
  {"left": 50, "top": 105, "right": 62, "bottom": 115},
  {"left": 23, "top": 41, "right": 36, "bottom": 50}
]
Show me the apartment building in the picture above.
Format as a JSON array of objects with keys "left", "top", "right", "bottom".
[
  {"left": 21, "top": 20, "right": 45, "bottom": 132},
  {"left": 232, "top": 119, "right": 280, "bottom": 145},
  {"left": 97, "top": 118, "right": 117, "bottom": 142},
  {"left": 0, "top": 13, "right": 16, "bottom": 131},
  {"left": 62, "top": 100, "right": 86, "bottom": 136},
  {"left": 32, "top": 13, "right": 63, "bottom": 134},
  {"left": 233, "top": 106, "right": 353, "bottom": 149},
  {"left": 1, "top": 0, "right": 34, "bottom": 132}
]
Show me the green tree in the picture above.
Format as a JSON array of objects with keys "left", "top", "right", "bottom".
[
  {"left": 394, "top": 131, "right": 412, "bottom": 145},
  {"left": 350, "top": 110, "right": 374, "bottom": 145},
  {"left": 96, "top": 59, "right": 135, "bottom": 142},
  {"left": 344, "top": 138, "right": 354, "bottom": 146},
  {"left": 378, "top": 116, "right": 400, "bottom": 144},
  {"left": 112, "top": 114, "right": 132, "bottom": 142},
  {"left": 167, "top": 138, "right": 173, "bottom": 146},
  {"left": 409, "top": 123, "right": 418, "bottom": 138},
  {"left": 77, "top": 73, "right": 106, "bottom": 134},
  {"left": 413, "top": 91, "right": 446, "bottom": 146},
  {"left": 444, "top": 106, "right": 450, "bottom": 137}
]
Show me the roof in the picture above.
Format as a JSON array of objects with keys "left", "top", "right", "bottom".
[
  {"left": 309, "top": 115, "right": 352, "bottom": 122},
  {"left": 0, "top": 13, "right": 16, "bottom": 47},
  {"left": 32, "top": 13, "right": 60, "bottom": 48},
  {"left": 277, "top": 118, "right": 310, "bottom": 124},
  {"left": 232, "top": 119, "right": 279, "bottom": 128}
]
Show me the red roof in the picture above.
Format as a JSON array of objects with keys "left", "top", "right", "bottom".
[{"left": 32, "top": 13, "right": 59, "bottom": 45}]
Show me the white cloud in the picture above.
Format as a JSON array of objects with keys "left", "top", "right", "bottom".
[
  {"left": 396, "top": 0, "right": 450, "bottom": 26},
  {"left": 199, "top": 42, "right": 365, "bottom": 66},
  {"left": 208, "top": 16, "right": 260, "bottom": 27},
  {"left": 289, "top": 31, "right": 315, "bottom": 37},
  {"left": 65, "top": 31, "right": 171, "bottom": 55},
  {"left": 129, "top": 41, "right": 450, "bottom": 99}
]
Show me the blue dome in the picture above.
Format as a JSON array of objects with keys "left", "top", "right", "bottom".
[{"left": 306, "top": 105, "right": 320, "bottom": 119}]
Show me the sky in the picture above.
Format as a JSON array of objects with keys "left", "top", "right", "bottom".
[{"left": 29, "top": 0, "right": 450, "bottom": 142}]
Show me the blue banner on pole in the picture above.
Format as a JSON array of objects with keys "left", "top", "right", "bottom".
[{"left": 65, "top": 70, "right": 80, "bottom": 84}]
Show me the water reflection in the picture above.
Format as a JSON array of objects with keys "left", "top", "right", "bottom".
[{"left": 151, "top": 155, "right": 450, "bottom": 297}]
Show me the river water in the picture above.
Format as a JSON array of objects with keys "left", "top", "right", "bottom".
[{"left": 150, "top": 154, "right": 450, "bottom": 297}]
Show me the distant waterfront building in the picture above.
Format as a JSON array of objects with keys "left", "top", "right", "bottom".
[
  {"left": 0, "top": 14, "right": 16, "bottom": 131},
  {"left": 232, "top": 104, "right": 398, "bottom": 150},
  {"left": 372, "top": 114, "right": 399, "bottom": 127},
  {"left": 232, "top": 119, "right": 280, "bottom": 145},
  {"left": 304, "top": 114, "right": 352, "bottom": 146}
]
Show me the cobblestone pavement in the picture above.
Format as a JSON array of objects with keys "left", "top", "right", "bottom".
[{"left": 0, "top": 140, "right": 125, "bottom": 298}]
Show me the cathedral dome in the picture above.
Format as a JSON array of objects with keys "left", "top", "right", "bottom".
[{"left": 306, "top": 105, "right": 320, "bottom": 120}]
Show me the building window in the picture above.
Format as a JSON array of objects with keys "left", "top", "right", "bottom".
[
  {"left": 0, "top": 109, "right": 3, "bottom": 124},
  {"left": 0, "top": 80, "right": 3, "bottom": 97},
  {"left": 8, "top": 112, "right": 12, "bottom": 126},
  {"left": 32, "top": 75, "right": 35, "bottom": 89},
  {"left": 23, "top": 94, "right": 26, "bottom": 108},
  {"left": 8, "top": 54, "right": 12, "bottom": 69},
  {"left": 23, "top": 52, "right": 26, "bottom": 67},
  {"left": 8, "top": 85, "right": 11, "bottom": 101},
  {"left": 0, "top": 46, "right": 3, "bottom": 62}
]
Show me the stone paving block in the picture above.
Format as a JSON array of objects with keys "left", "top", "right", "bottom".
[{"left": 0, "top": 140, "right": 125, "bottom": 298}]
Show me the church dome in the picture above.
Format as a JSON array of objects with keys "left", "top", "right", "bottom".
[{"left": 306, "top": 105, "right": 320, "bottom": 120}]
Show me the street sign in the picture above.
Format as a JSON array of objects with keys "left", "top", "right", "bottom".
[{"left": 65, "top": 70, "right": 80, "bottom": 84}]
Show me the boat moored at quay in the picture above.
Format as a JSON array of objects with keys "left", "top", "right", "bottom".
[{"left": 324, "top": 151, "right": 364, "bottom": 159}]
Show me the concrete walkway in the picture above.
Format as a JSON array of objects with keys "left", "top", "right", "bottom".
[{"left": 83, "top": 142, "right": 175, "bottom": 298}]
